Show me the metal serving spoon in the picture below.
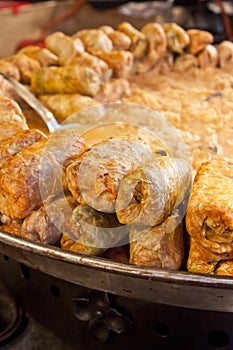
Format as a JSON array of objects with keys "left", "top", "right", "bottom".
[{"left": 0, "top": 72, "right": 59, "bottom": 133}]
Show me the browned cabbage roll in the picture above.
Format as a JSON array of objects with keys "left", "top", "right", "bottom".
[
  {"left": 95, "top": 78, "right": 131, "bottom": 103},
  {"left": 0, "top": 128, "right": 46, "bottom": 167},
  {"left": 186, "top": 29, "right": 213, "bottom": 55},
  {"left": 197, "top": 44, "right": 218, "bottom": 68},
  {"left": 5, "top": 54, "right": 41, "bottom": 84},
  {"left": 186, "top": 159, "right": 233, "bottom": 256},
  {"left": 116, "top": 156, "right": 191, "bottom": 226},
  {"left": 117, "top": 22, "right": 147, "bottom": 59},
  {"left": 0, "top": 60, "right": 20, "bottom": 80},
  {"left": 99, "top": 25, "right": 132, "bottom": 50},
  {"left": 0, "top": 96, "right": 27, "bottom": 125},
  {"left": 0, "top": 96, "right": 28, "bottom": 141},
  {"left": 0, "top": 122, "right": 28, "bottom": 142},
  {"left": 21, "top": 194, "right": 77, "bottom": 245},
  {"left": 90, "top": 49, "right": 133, "bottom": 79},
  {"left": 72, "top": 29, "right": 113, "bottom": 52},
  {"left": 173, "top": 54, "right": 198, "bottom": 72},
  {"left": 0, "top": 128, "right": 88, "bottom": 220},
  {"left": 61, "top": 204, "right": 125, "bottom": 256},
  {"left": 187, "top": 237, "right": 222, "bottom": 274},
  {"left": 130, "top": 211, "right": 184, "bottom": 269},
  {"left": 66, "top": 137, "right": 154, "bottom": 212},
  {"left": 45, "top": 31, "right": 111, "bottom": 79},
  {"left": 134, "top": 23, "right": 167, "bottom": 74},
  {"left": 162, "top": 23, "right": 190, "bottom": 54},
  {"left": 31, "top": 66, "right": 101, "bottom": 97},
  {"left": 39, "top": 93, "right": 98, "bottom": 122},
  {"left": 0, "top": 220, "right": 23, "bottom": 237},
  {"left": 217, "top": 40, "right": 233, "bottom": 68},
  {"left": 17, "top": 45, "right": 59, "bottom": 67},
  {"left": 44, "top": 31, "right": 85, "bottom": 65}
]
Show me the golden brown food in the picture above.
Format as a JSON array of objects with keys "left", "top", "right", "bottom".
[
  {"left": 0, "top": 220, "right": 23, "bottom": 237},
  {"left": 117, "top": 22, "right": 147, "bottom": 59},
  {"left": 186, "top": 29, "right": 213, "bottom": 55},
  {"left": 0, "top": 122, "right": 28, "bottom": 142},
  {"left": 90, "top": 49, "right": 133, "bottom": 79},
  {"left": 186, "top": 159, "right": 233, "bottom": 275},
  {"left": 0, "top": 96, "right": 27, "bottom": 125},
  {"left": 173, "top": 53, "right": 198, "bottom": 71},
  {"left": 163, "top": 23, "right": 190, "bottom": 54},
  {"left": 66, "top": 137, "right": 154, "bottom": 212},
  {"left": 0, "top": 128, "right": 88, "bottom": 220},
  {"left": 61, "top": 204, "right": 125, "bottom": 256},
  {"left": 129, "top": 211, "right": 184, "bottom": 269},
  {"left": 44, "top": 31, "right": 85, "bottom": 65},
  {"left": 31, "top": 65, "right": 101, "bottom": 97},
  {"left": 99, "top": 25, "right": 132, "bottom": 50},
  {"left": 18, "top": 45, "right": 59, "bottom": 67},
  {"left": 187, "top": 238, "right": 219, "bottom": 274},
  {"left": 21, "top": 194, "right": 77, "bottom": 245},
  {"left": 5, "top": 54, "right": 41, "bottom": 84},
  {"left": 0, "top": 128, "right": 46, "bottom": 167},
  {"left": 116, "top": 156, "right": 191, "bottom": 226},
  {"left": 67, "top": 51, "right": 112, "bottom": 80},
  {"left": 39, "top": 93, "right": 98, "bottom": 122},
  {"left": 186, "top": 159, "right": 233, "bottom": 255},
  {"left": 45, "top": 32, "right": 111, "bottom": 79},
  {"left": 141, "top": 22, "right": 167, "bottom": 62},
  {"left": 95, "top": 78, "right": 131, "bottom": 103},
  {"left": 217, "top": 40, "right": 233, "bottom": 68},
  {"left": 0, "top": 60, "right": 20, "bottom": 80},
  {"left": 197, "top": 44, "right": 218, "bottom": 69},
  {"left": 72, "top": 28, "right": 113, "bottom": 52}
]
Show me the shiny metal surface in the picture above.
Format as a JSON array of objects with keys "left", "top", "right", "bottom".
[{"left": 0, "top": 231, "right": 233, "bottom": 313}]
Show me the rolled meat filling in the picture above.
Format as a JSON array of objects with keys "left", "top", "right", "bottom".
[{"left": 116, "top": 156, "right": 191, "bottom": 226}]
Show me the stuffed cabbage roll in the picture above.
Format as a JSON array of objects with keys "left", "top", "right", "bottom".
[
  {"left": 217, "top": 40, "right": 233, "bottom": 68},
  {"left": 117, "top": 22, "right": 147, "bottom": 59},
  {"left": 130, "top": 211, "right": 184, "bottom": 269},
  {"left": 39, "top": 93, "right": 98, "bottom": 122},
  {"left": 89, "top": 49, "right": 133, "bottom": 79},
  {"left": 66, "top": 137, "right": 154, "bottom": 212},
  {"left": 0, "top": 128, "right": 46, "bottom": 167},
  {"left": 21, "top": 194, "right": 77, "bottom": 245},
  {"left": 0, "top": 60, "right": 20, "bottom": 80},
  {"left": 186, "top": 29, "right": 213, "bottom": 55},
  {"left": 5, "top": 54, "right": 41, "bottom": 84},
  {"left": 31, "top": 65, "right": 101, "bottom": 97},
  {"left": 116, "top": 156, "right": 191, "bottom": 226},
  {"left": 0, "top": 96, "right": 27, "bottom": 126},
  {"left": 18, "top": 45, "right": 59, "bottom": 67},
  {"left": 0, "top": 128, "right": 88, "bottom": 220},
  {"left": 61, "top": 204, "right": 125, "bottom": 256},
  {"left": 186, "top": 159, "right": 233, "bottom": 256},
  {"left": 72, "top": 29, "right": 113, "bottom": 52},
  {"left": 44, "top": 31, "right": 85, "bottom": 65},
  {"left": 162, "top": 23, "right": 190, "bottom": 54},
  {"left": 99, "top": 25, "right": 132, "bottom": 50}
]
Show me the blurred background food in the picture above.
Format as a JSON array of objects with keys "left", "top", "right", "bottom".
[{"left": 0, "top": 0, "right": 232, "bottom": 57}]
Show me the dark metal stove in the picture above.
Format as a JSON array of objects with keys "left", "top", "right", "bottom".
[{"left": 0, "top": 255, "right": 233, "bottom": 350}]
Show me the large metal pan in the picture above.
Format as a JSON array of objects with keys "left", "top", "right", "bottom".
[
  {"left": 0, "top": 103, "right": 232, "bottom": 314},
  {"left": 0, "top": 230, "right": 233, "bottom": 313}
]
